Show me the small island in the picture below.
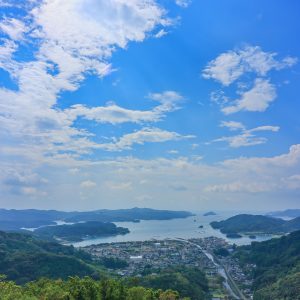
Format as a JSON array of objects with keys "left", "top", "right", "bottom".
[
  {"left": 226, "top": 233, "right": 242, "bottom": 239},
  {"left": 203, "top": 211, "right": 217, "bottom": 216},
  {"left": 34, "top": 221, "right": 130, "bottom": 242}
]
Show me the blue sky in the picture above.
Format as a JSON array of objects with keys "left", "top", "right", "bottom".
[{"left": 0, "top": 0, "right": 300, "bottom": 211}]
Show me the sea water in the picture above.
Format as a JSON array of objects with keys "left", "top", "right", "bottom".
[{"left": 70, "top": 211, "right": 276, "bottom": 247}]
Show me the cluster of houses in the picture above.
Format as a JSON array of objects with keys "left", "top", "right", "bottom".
[{"left": 83, "top": 239, "right": 215, "bottom": 276}]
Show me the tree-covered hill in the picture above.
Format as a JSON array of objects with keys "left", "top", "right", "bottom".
[
  {"left": 210, "top": 214, "right": 300, "bottom": 234},
  {"left": 0, "top": 231, "right": 99, "bottom": 284},
  {"left": 234, "top": 230, "right": 300, "bottom": 299},
  {"left": 130, "top": 266, "right": 209, "bottom": 300}
]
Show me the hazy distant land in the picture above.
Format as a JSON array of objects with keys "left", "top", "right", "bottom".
[{"left": 0, "top": 207, "right": 194, "bottom": 242}]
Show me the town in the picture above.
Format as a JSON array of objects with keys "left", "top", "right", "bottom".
[{"left": 82, "top": 237, "right": 254, "bottom": 299}]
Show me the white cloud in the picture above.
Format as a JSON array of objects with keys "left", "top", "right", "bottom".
[
  {"left": 203, "top": 45, "right": 297, "bottom": 86},
  {"left": 69, "top": 168, "right": 80, "bottom": 174},
  {"left": 204, "top": 182, "right": 273, "bottom": 193},
  {"left": 154, "top": 29, "right": 168, "bottom": 38},
  {"left": 212, "top": 122, "right": 279, "bottom": 148},
  {"left": 80, "top": 180, "right": 97, "bottom": 188},
  {"left": 0, "top": 0, "right": 176, "bottom": 170},
  {"left": 100, "top": 127, "right": 195, "bottom": 151},
  {"left": 149, "top": 90, "right": 184, "bottom": 111},
  {"left": 281, "top": 174, "right": 300, "bottom": 190},
  {"left": 175, "top": 0, "right": 191, "bottom": 8},
  {"left": 0, "top": 17, "right": 27, "bottom": 40},
  {"left": 67, "top": 90, "right": 184, "bottom": 125},
  {"left": 213, "top": 132, "right": 267, "bottom": 148},
  {"left": 220, "top": 121, "right": 245, "bottom": 131},
  {"left": 105, "top": 181, "right": 132, "bottom": 190},
  {"left": 248, "top": 125, "right": 280, "bottom": 133},
  {"left": 203, "top": 46, "right": 296, "bottom": 115},
  {"left": 222, "top": 78, "right": 277, "bottom": 114},
  {"left": 168, "top": 150, "right": 179, "bottom": 154},
  {"left": 1, "top": 144, "right": 300, "bottom": 209},
  {"left": 204, "top": 144, "right": 300, "bottom": 194}
]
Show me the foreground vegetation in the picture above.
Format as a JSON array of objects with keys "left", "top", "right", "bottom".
[
  {"left": 128, "top": 266, "right": 209, "bottom": 300},
  {"left": 0, "top": 275, "right": 185, "bottom": 300}
]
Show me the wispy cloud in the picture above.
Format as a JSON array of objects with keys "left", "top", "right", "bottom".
[
  {"left": 67, "top": 90, "right": 184, "bottom": 125},
  {"left": 175, "top": 0, "right": 191, "bottom": 8},
  {"left": 80, "top": 180, "right": 97, "bottom": 188},
  {"left": 211, "top": 121, "right": 279, "bottom": 148},
  {"left": 100, "top": 127, "right": 195, "bottom": 151}
]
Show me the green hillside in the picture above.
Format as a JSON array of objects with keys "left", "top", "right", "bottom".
[
  {"left": 0, "top": 231, "right": 100, "bottom": 284},
  {"left": 234, "top": 230, "right": 300, "bottom": 299}
]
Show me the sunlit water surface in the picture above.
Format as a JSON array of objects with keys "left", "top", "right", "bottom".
[{"left": 70, "top": 211, "right": 277, "bottom": 247}]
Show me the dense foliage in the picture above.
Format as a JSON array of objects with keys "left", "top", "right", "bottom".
[
  {"left": 254, "top": 272, "right": 300, "bottom": 300},
  {"left": 99, "top": 257, "right": 129, "bottom": 269},
  {"left": 213, "top": 247, "right": 229, "bottom": 257},
  {"left": 0, "top": 231, "right": 99, "bottom": 284},
  {"left": 234, "top": 230, "right": 300, "bottom": 299},
  {"left": 210, "top": 214, "right": 300, "bottom": 234},
  {"left": 35, "top": 221, "right": 129, "bottom": 242},
  {"left": 0, "top": 275, "right": 184, "bottom": 300},
  {"left": 129, "top": 266, "right": 209, "bottom": 300}
]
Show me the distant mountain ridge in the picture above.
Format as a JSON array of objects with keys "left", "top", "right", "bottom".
[
  {"left": 0, "top": 207, "right": 194, "bottom": 231},
  {"left": 210, "top": 214, "right": 300, "bottom": 234},
  {"left": 267, "top": 209, "right": 300, "bottom": 219}
]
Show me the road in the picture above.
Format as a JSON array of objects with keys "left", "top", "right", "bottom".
[{"left": 174, "top": 238, "right": 248, "bottom": 300}]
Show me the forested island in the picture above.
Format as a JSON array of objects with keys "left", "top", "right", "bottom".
[
  {"left": 210, "top": 214, "right": 300, "bottom": 235},
  {"left": 34, "top": 221, "right": 130, "bottom": 242},
  {"left": 203, "top": 211, "right": 217, "bottom": 216}
]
